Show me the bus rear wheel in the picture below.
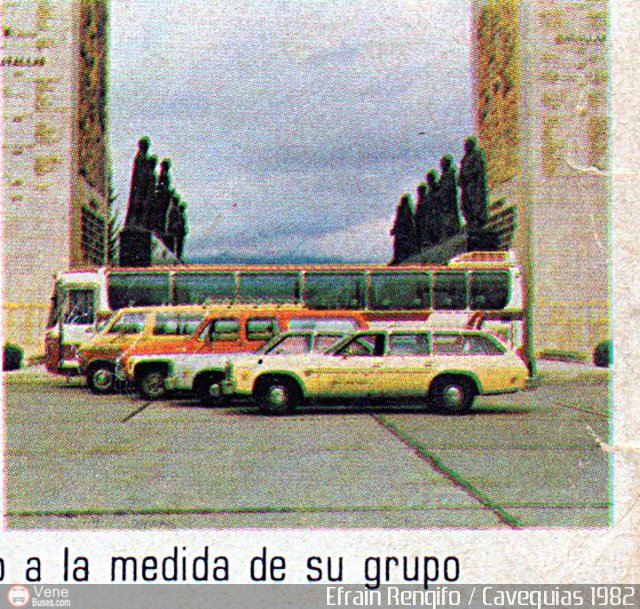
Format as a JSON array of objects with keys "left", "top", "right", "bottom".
[{"left": 88, "top": 363, "right": 116, "bottom": 394}]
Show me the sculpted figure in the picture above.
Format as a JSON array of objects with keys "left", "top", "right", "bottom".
[
  {"left": 125, "top": 136, "right": 151, "bottom": 227},
  {"left": 175, "top": 202, "right": 188, "bottom": 260},
  {"left": 424, "top": 170, "right": 441, "bottom": 246},
  {"left": 140, "top": 154, "right": 158, "bottom": 231},
  {"left": 437, "top": 154, "right": 462, "bottom": 240},
  {"left": 153, "top": 158, "right": 172, "bottom": 234},
  {"left": 390, "top": 193, "right": 419, "bottom": 265},
  {"left": 459, "top": 136, "right": 490, "bottom": 234},
  {"left": 414, "top": 182, "right": 429, "bottom": 251}
]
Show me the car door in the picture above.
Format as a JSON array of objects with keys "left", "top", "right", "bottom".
[
  {"left": 379, "top": 332, "right": 435, "bottom": 397},
  {"left": 308, "top": 332, "right": 387, "bottom": 398}
]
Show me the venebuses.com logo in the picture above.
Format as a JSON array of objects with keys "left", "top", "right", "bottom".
[{"left": 7, "top": 586, "right": 29, "bottom": 608}]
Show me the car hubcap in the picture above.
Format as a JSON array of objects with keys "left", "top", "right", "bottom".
[
  {"left": 443, "top": 385, "right": 464, "bottom": 409},
  {"left": 93, "top": 369, "right": 113, "bottom": 390},
  {"left": 267, "top": 386, "right": 287, "bottom": 406},
  {"left": 208, "top": 384, "right": 221, "bottom": 397}
]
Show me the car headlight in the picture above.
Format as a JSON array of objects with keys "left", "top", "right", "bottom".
[{"left": 224, "top": 359, "right": 233, "bottom": 380}]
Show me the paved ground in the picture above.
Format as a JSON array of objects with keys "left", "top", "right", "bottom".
[{"left": 4, "top": 362, "right": 610, "bottom": 529}]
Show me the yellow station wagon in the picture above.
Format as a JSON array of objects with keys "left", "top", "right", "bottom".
[{"left": 223, "top": 328, "right": 529, "bottom": 415}]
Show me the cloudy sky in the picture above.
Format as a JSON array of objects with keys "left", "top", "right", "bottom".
[{"left": 108, "top": 0, "right": 474, "bottom": 263}]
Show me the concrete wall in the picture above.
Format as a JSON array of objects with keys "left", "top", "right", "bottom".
[
  {"left": 474, "top": 0, "right": 609, "bottom": 356},
  {"left": 2, "top": 0, "right": 109, "bottom": 354}
]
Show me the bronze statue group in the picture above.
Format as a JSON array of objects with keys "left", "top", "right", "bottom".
[
  {"left": 391, "top": 136, "right": 490, "bottom": 265},
  {"left": 125, "top": 137, "right": 188, "bottom": 260}
]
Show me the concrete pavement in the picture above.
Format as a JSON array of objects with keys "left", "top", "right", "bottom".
[{"left": 5, "top": 361, "right": 610, "bottom": 529}]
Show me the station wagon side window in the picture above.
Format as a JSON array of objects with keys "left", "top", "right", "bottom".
[
  {"left": 389, "top": 333, "right": 430, "bottom": 356},
  {"left": 108, "top": 312, "right": 146, "bottom": 335},
  {"left": 209, "top": 318, "right": 240, "bottom": 341},
  {"left": 265, "top": 334, "right": 311, "bottom": 355},
  {"left": 314, "top": 333, "right": 345, "bottom": 352},
  {"left": 335, "top": 333, "right": 385, "bottom": 357}
]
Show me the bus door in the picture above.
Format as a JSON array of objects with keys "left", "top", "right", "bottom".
[{"left": 52, "top": 287, "right": 97, "bottom": 371}]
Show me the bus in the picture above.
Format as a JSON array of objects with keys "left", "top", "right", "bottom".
[{"left": 44, "top": 251, "right": 527, "bottom": 375}]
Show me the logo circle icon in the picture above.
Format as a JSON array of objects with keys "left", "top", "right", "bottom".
[{"left": 8, "top": 585, "right": 30, "bottom": 607}]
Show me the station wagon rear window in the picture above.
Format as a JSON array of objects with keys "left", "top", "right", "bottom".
[{"left": 433, "top": 333, "right": 506, "bottom": 355}]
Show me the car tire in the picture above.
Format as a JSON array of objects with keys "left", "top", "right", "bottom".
[
  {"left": 195, "top": 375, "right": 225, "bottom": 407},
  {"left": 428, "top": 376, "right": 475, "bottom": 415},
  {"left": 87, "top": 363, "right": 116, "bottom": 395},
  {"left": 255, "top": 377, "right": 300, "bottom": 415},
  {"left": 138, "top": 370, "right": 167, "bottom": 400}
]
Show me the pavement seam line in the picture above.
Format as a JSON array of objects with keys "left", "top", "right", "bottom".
[
  {"left": 7, "top": 505, "right": 512, "bottom": 519},
  {"left": 121, "top": 401, "right": 153, "bottom": 423},
  {"left": 370, "top": 414, "right": 523, "bottom": 529}
]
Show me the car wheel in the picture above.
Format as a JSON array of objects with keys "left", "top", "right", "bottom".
[
  {"left": 88, "top": 363, "right": 116, "bottom": 394},
  {"left": 255, "top": 377, "right": 300, "bottom": 415},
  {"left": 428, "top": 376, "right": 475, "bottom": 415},
  {"left": 138, "top": 370, "right": 167, "bottom": 400},
  {"left": 195, "top": 376, "right": 225, "bottom": 407}
]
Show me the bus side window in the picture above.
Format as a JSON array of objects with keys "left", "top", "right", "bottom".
[
  {"left": 434, "top": 272, "right": 467, "bottom": 310},
  {"left": 470, "top": 272, "right": 510, "bottom": 310},
  {"left": 238, "top": 274, "right": 300, "bottom": 303},
  {"left": 304, "top": 273, "right": 366, "bottom": 309},
  {"left": 369, "top": 273, "right": 431, "bottom": 310},
  {"left": 107, "top": 273, "right": 171, "bottom": 309}
]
